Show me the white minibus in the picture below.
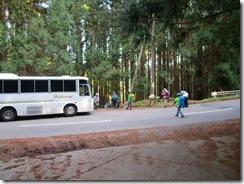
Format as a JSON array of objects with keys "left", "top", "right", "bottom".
[{"left": 0, "top": 73, "right": 93, "bottom": 121}]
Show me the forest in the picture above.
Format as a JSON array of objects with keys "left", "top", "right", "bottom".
[{"left": 0, "top": 0, "right": 240, "bottom": 105}]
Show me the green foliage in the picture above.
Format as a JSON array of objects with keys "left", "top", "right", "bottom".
[
  {"left": 85, "top": 49, "right": 105, "bottom": 67},
  {"left": 0, "top": 23, "right": 8, "bottom": 55},
  {"left": 0, "top": 0, "right": 240, "bottom": 101},
  {"left": 211, "top": 63, "right": 240, "bottom": 90},
  {"left": 176, "top": 0, "right": 240, "bottom": 94},
  {"left": 132, "top": 100, "right": 151, "bottom": 107},
  {"left": 89, "top": 59, "right": 122, "bottom": 85},
  {"left": 134, "top": 76, "right": 150, "bottom": 100},
  {"left": 119, "top": 0, "right": 185, "bottom": 43}
]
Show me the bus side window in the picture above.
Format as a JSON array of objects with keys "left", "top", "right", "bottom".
[
  {"left": 4, "top": 80, "right": 18, "bottom": 93},
  {"left": 0, "top": 80, "right": 2, "bottom": 93},
  {"left": 21, "top": 80, "right": 34, "bottom": 93}
]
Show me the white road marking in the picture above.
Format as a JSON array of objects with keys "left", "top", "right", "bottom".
[
  {"left": 20, "top": 120, "right": 112, "bottom": 128},
  {"left": 19, "top": 108, "right": 234, "bottom": 128},
  {"left": 184, "top": 108, "right": 234, "bottom": 115}
]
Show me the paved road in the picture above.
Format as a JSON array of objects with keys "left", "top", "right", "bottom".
[
  {"left": 0, "top": 99, "right": 240, "bottom": 139},
  {"left": 0, "top": 99, "right": 240, "bottom": 180}
]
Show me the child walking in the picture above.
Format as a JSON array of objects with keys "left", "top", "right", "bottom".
[
  {"left": 173, "top": 93, "right": 184, "bottom": 118},
  {"left": 127, "top": 91, "right": 133, "bottom": 110}
]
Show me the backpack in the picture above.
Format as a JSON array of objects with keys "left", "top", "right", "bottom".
[{"left": 112, "top": 94, "right": 118, "bottom": 100}]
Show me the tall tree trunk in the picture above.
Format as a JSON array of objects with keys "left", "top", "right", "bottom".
[
  {"left": 130, "top": 42, "right": 144, "bottom": 93},
  {"left": 150, "top": 13, "right": 155, "bottom": 96},
  {"left": 180, "top": 54, "right": 184, "bottom": 90},
  {"left": 0, "top": 0, "right": 7, "bottom": 66},
  {"left": 124, "top": 49, "right": 129, "bottom": 102},
  {"left": 195, "top": 46, "right": 204, "bottom": 100},
  {"left": 76, "top": 18, "right": 83, "bottom": 75},
  {"left": 157, "top": 47, "right": 162, "bottom": 97},
  {"left": 173, "top": 51, "right": 179, "bottom": 94},
  {"left": 166, "top": 42, "right": 171, "bottom": 95}
]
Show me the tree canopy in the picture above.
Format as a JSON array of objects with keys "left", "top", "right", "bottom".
[{"left": 0, "top": 0, "right": 240, "bottom": 102}]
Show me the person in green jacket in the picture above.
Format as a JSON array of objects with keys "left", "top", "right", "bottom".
[
  {"left": 127, "top": 91, "right": 133, "bottom": 110},
  {"left": 173, "top": 93, "right": 184, "bottom": 118}
]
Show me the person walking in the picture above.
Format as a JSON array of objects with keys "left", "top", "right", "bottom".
[
  {"left": 180, "top": 90, "right": 189, "bottom": 107},
  {"left": 93, "top": 93, "right": 100, "bottom": 110},
  {"left": 162, "top": 88, "right": 169, "bottom": 103},
  {"left": 126, "top": 91, "right": 133, "bottom": 110},
  {"left": 173, "top": 93, "right": 184, "bottom": 118}
]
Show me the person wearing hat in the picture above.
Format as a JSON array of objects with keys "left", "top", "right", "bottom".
[
  {"left": 180, "top": 90, "right": 189, "bottom": 107},
  {"left": 162, "top": 88, "right": 169, "bottom": 103},
  {"left": 173, "top": 93, "right": 184, "bottom": 118},
  {"left": 93, "top": 93, "right": 100, "bottom": 110}
]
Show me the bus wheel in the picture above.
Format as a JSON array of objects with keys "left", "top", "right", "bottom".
[
  {"left": 0, "top": 108, "right": 17, "bottom": 121},
  {"left": 64, "top": 104, "right": 77, "bottom": 117}
]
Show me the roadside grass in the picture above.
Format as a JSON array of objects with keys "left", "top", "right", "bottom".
[{"left": 132, "top": 95, "right": 240, "bottom": 108}]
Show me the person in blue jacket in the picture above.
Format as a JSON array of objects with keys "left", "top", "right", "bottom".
[
  {"left": 111, "top": 92, "right": 118, "bottom": 109},
  {"left": 173, "top": 93, "right": 184, "bottom": 118}
]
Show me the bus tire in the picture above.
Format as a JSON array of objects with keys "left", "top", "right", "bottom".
[
  {"left": 64, "top": 104, "right": 77, "bottom": 117},
  {"left": 0, "top": 107, "right": 17, "bottom": 121}
]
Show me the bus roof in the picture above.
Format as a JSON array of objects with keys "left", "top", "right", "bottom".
[
  {"left": 0, "top": 73, "right": 18, "bottom": 78},
  {"left": 0, "top": 73, "right": 88, "bottom": 80}
]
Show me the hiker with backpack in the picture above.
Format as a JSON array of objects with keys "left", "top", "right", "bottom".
[
  {"left": 111, "top": 92, "right": 119, "bottom": 109},
  {"left": 162, "top": 88, "right": 169, "bottom": 103}
]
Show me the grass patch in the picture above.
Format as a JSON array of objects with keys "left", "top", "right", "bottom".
[
  {"left": 200, "top": 95, "right": 240, "bottom": 102},
  {"left": 132, "top": 95, "right": 240, "bottom": 108}
]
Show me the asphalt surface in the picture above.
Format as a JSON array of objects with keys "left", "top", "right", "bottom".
[
  {"left": 0, "top": 119, "right": 240, "bottom": 181},
  {"left": 0, "top": 99, "right": 240, "bottom": 139},
  {"left": 0, "top": 99, "right": 240, "bottom": 181}
]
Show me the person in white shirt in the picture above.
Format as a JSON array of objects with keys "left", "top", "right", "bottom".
[
  {"left": 180, "top": 90, "right": 189, "bottom": 107},
  {"left": 93, "top": 93, "right": 100, "bottom": 110}
]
